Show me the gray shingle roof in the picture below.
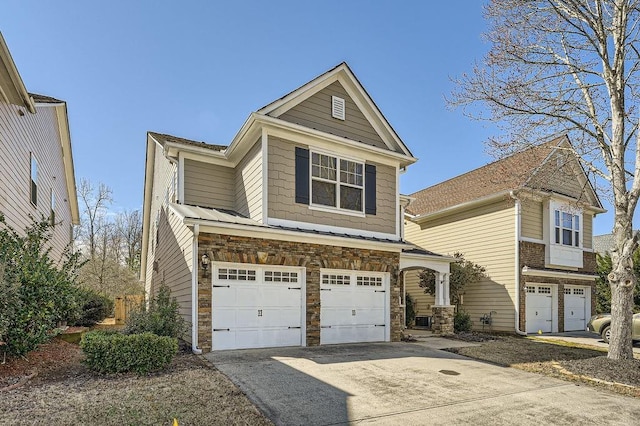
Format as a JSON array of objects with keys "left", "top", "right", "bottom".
[
  {"left": 29, "top": 93, "right": 64, "bottom": 103},
  {"left": 149, "top": 132, "right": 227, "bottom": 152}
]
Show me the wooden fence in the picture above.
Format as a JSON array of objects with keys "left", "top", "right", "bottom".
[{"left": 114, "top": 295, "right": 145, "bottom": 325}]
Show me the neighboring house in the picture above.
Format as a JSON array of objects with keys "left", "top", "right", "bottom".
[
  {"left": 404, "top": 135, "right": 605, "bottom": 334},
  {"left": 0, "top": 33, "right": 79, "bottom": 260},
  {"left": 141, "top": 63, "right": 453, "bottom": 353},
  {"left": 593, "top": 232, "right": 638, "bottom": 255}
]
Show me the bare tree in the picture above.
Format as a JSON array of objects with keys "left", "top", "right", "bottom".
[
  {"left": 77, "top": 178, "right": 113, "bottom": 261},
  {"left": 116, "top": 209, "right": 142, "bottom": 274},
  {"left": 451, "top": 0, "right": 640, "bottom": 359}
]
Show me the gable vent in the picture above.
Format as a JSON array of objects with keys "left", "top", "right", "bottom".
[{"left": 331, "top": 96, "right": 345, "bottom": 120}]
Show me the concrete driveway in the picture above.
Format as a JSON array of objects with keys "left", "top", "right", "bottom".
[{"left": 205, "top": 341, "right": 640, "bottom": 425}]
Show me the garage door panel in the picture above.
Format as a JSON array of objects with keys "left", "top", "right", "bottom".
[
  {"left": 212, "top": 265, "right": 304, "bottom": 351},
  {"left": 564, "top": 287, "right": 588, "bottom": 331},
  {"left": 526, "top": 285, "right": 555, "bottom": 334}
]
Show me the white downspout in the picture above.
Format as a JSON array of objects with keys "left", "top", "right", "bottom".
[
  {"left": 191, "top": 224, "right": 202, "bottom": 354},
  {"left": 510, "top": 191, "right": 527, "bottom": 336}
]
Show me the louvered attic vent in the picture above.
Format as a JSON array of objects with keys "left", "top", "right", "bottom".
[{"left": 331, "top": 96, "right": 345, "bottom": 120}]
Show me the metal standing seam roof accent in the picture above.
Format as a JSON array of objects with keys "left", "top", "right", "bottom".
[
  {"left": 148, "top": 131, "right": 227, "bottom": 152},
  {"left": 407, "top": 137, "right": 566, "bottom": 216},
  {"left": 170, "top": 203, "right": 415, "bottom": 245}
]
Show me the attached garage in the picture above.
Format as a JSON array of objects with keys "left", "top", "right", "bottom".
[
  {"left": 211, "top": 263, "right": 305, "bottom": 350},
  {"left": 320, "top": 270, "right": 389, "bottom": 344},
  {"left": 564, "top": 286, "right": 590, "bottom": 331},
  {"left": 526, "top": 284, "right": 558, "bottom": 333}
]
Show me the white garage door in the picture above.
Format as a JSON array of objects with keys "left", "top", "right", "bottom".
[
  {"left": 564, "top": 286, "right": 589, "bottom": 331},
  {"left": 212, "top": 264, "right": 304, "bottom": 350},
  {"left": 526, "top": 285, "right": 555, "bottom": 333},
  {"left": 320, "top": 270, "right": 388, "bottom": 344}
]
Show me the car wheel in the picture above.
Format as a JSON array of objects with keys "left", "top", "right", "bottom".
[{"left": 601, "top": 325, "right": 611, "bottom": 344}]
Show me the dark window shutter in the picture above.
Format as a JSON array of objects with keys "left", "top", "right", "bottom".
[
  {"left": 365, "top": 164, "right": 376, "bottom": 215},
  {"left": 295, "top": 147, "right": 310, "bottom": 204}
]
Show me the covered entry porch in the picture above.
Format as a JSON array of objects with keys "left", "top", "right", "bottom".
[{"left": 400, "top": 248, "right": 455, "bottom": 335}]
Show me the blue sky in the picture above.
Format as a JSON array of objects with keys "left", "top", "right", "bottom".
[{"left": 1, "top": 1, "right": 615, "bottom": 235}]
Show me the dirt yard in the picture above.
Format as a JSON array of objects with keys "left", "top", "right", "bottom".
[
  {"left": 445, "top": 333, "right": 640, "bottom": 397},
  {"left": 0, "top": 338, "right": 272, "bottom": 425}
]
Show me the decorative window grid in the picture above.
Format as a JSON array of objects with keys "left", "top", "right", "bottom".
[
  {"left": 265, "top": 271, "right": 298, "bottom": 283},
  {"left": 357, "top": 276, "right": 382, "bottom": 287},
  {"left": 564, "top": 288, "right": 571, "bottom": 295},
  {"left": 573, "top": 288, "right": 585, "bottom": 295},
  {"left": 322, "top": 274, "right": 351, "bottom": 285},
  {"left": 218, "top": 268, "right": 257, "bottom": 281},
  {"left": 538, "top": 286, "right": 552, "bottom": 294}
]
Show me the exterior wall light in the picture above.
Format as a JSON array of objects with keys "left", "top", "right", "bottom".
[{"left": 201, "top": 253, "right": 210, "bottom": 277}]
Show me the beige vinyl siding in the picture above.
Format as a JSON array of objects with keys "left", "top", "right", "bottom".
[
  {"left": 151, "top": 206, "right": 193, "bottom": 343},
  {"left": 278, "top": 81, "right": 389, "bottom": 151},
  {"left": 235, "top": 140, "right": 263, "bottom": 221},
  {"left": 0, "top": 102, "right": 73, "bottom": 261},
  {"left": 405, "top": 200, "right": 516, "bottom": 332},
  {"left": 404, "top": 270, "right": 435, "bottom": 320},
  {"left": 144, "top": 142, "right": 178, "bottom": 297},
  {"left": 530, "top": 154, "right": 585, "bottom": 200},
  {"left": 267, "top": 136, "right": 396, "bottom": 235},
  {"left": 520, "top": 199, "right": 543, "bottom": 240},
  {"left": 183, "top": 159, "right": 235, "bottom": 209},
  {"left": 583, "top": 213, "right": 593, "bottom": 249}
]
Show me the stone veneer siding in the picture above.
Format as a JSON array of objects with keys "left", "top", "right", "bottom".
[
  {"left": 518, "top": 241, "right": 597, "bottom": 333},
  {"left": 196, "top": 233, "right": 401, "bottom": 352}
]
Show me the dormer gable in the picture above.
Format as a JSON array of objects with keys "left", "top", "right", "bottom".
[{"left": 258, "top": 63, "right": 412, "bottom": 158}]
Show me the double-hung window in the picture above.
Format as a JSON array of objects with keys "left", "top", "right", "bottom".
[
  {"left": 311, "top": 152, "right": 363, "bottom": 212},
  {"left": 554, "top": 210, "right": 580, "bottom": 247}
]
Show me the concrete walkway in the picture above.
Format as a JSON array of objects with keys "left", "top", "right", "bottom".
[{"left": 206, "top": 341, "right": 640, "bottom": 425}]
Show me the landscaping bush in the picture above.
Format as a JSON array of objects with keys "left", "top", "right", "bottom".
[
  {"left": 405, "top": 293, "right": 416, "bottom": 327},
  {"left": 0, "top": 216, "right": 82, "bottom": 356},
  {"left": 71, "top": 288, "right": 113, "bottom": 327},
  {"left": 454, "top": 310, "right": 472, "bottom": 333},
  {"left": 80, "top": 330, "right": 178, "bottom": 374},
  {"left": 124, "top": 283, "right": 186, "bottom": 338}
]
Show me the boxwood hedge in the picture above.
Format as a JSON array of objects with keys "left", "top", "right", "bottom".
[{"left": 80, "top": 331, "right": 178, "bottom": 374}]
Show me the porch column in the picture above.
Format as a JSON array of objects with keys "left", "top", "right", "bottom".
[
  {"left": 443, "top": 273, "right": 451, "bottom": 306},
  {"left": 434, "top": 272, "right": 444, "bottom": 306}
]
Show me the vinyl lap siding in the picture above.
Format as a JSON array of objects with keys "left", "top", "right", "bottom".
[
  {"left": 404, "top": 270, "right": 435, "bottom": 321},
  {"left": 234, "top": 140, "right": 263, "bottom": 221},
  {"left": 267, "top": 136, "right": 396, "bottom": 235},
  {"left": 152, "top": 207, "right": 193, "bottom": 343},
  {"left": 520, "top": 199, "right": 543, "bottom": 240},
  {"left": 583, "top": 213, "right": 593, "bottom": 249},
  {"left": 405, "top": 201, "right": 516, "bottom": 332},
  {"left": 0, "top": 102, "right": 73, "bottom": 261},
  {"left": 277, "top": 81, "right": 388, "bottom": 150},
  {"left": 184, "top": 159, "right": 234, "bottom": 210}
]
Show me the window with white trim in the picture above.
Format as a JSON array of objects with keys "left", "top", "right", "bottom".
[
  {"left": 265, "top": 271, "right": 298, "bottom": 283},
  {"left": 357, "top": 276, "right": 383, "bottom": 287},
  {"left": 573, "top": 288, "right": 585, "bottom": 295},
  {"left": 218, "top": 268, "right": 257, "bottom": 281},
  {"left": 538, "top": 286, "right": 552, "bottom": 294},
  {"left": 322, "top": 274, "right": 351, "bottom": 285},
  {"left": 554, "top": 210, "right": 580, "bottom": 247},
  {"left": 311, "top": 152, "right": 363, "bottom": 212},
  {"left": 30, "top": 153, "right": 38, "bottom": 206},
  {"left": 564, "top": 288, "right": 571, "bottom": 295}
]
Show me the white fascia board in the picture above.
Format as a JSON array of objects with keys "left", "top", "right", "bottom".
[
  {"left": 532, "top": 189, "right": 607, "bottom": 214},
  {"left": 258, "top": 114, "right": 416, "bottom": 167},
  {"left": 412, "top": 190, "right": 513, "bottom": 224},
  {"left": 0, "top": 32, "right": 35, "bottom": 113},
  {"left": 140, "top": 135, "right": 160, "bottom": 283},
  {"left": 521, "top": 266, "right": 597, "bottom": 281},
  {"left": 182, "top": 218, "right": 408, "bottom": 252},
  {"left": 54, "top": 103, "right": 80, "bottom": 225}
]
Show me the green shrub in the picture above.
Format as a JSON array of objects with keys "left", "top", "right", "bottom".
[
  {"left": 124, "top": 284, "right": 186, "bottom": 338},
  {"left": 0, "top": 216, "right": 82, "bottom": 356},
  {"left": 72, "top": 288, "right": 113, "bottom": 327},
  {"left": 405, "top": 293, "right": 416, "bottom": 327},
  {"left": 80, "top": 330, "right": 178, "bottom": 374},
  {"left": 454, "top": 310, "right": 472, "bottom": 333}
]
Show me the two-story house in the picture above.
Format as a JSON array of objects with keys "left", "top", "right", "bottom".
[
  {"left": 0, "top": 32, "right": 79, "bottom": 260},
  {"left": 404, "top": 135, "right": 604, "bottom": 334},
  {"left": 141, "top": 63, "right": 453, "bottom": 353}
]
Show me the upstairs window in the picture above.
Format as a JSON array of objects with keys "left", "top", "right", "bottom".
[
  {"left": 311, "top": 152, "right": 363, "bottom": 212},
  {"left": 554, "top": 210, "right": 580, "bottom": 247},
  {"left": 30, "top": 154, "right": 38, "bottom": 206}
]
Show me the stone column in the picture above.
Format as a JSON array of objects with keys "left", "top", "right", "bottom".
[{"left": 431, "top": 306, "right": 455, "bottom": 336}]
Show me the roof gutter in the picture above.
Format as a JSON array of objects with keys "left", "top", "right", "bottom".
[
  {"left": 510, "top": 191, "right": 527, "bottom": 336},
  {"left": 411, "top": 190, "right": 513, "bottom": 224},
  {"left": 0, "top": 33, "right": 35, "bottom": 113}
]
